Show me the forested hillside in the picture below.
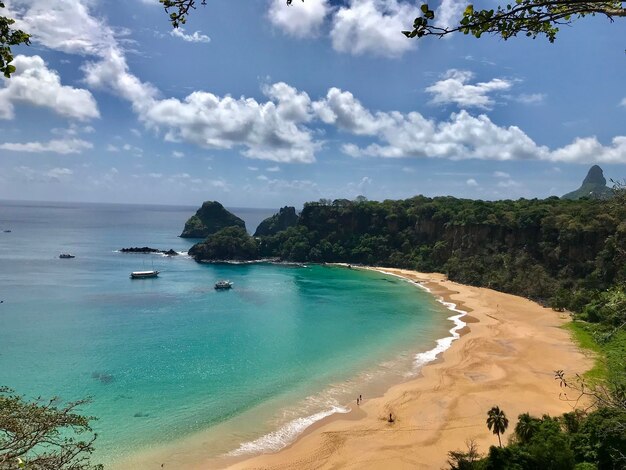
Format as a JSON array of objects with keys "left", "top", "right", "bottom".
[{"left": 256, "top": 195, "right": 625, "bottom": 311}]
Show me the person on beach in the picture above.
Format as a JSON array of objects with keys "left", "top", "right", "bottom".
[
  {"left": 356, "top": 397, "right": 360, "bottom": 405},
  {"left": 359, "top": 394, "right": 362, "bottom": 402}
]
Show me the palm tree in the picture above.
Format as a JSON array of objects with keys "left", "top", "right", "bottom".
[
  {"left": 514, "top": 412, "right": 536, "bottom": 444},
  {"left": 486, "top": 405, "right": 509, "bottom": 447}
]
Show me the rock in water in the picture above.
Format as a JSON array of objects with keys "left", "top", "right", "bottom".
[
  {"left": 180, "top": 201, "right": 246, "bottom": 238},
  {"left": 562, "top": 165, "right": 612, "bottom": 200},
  {"left": 253, "top": 206, "right": 298, "bottom": 236}
]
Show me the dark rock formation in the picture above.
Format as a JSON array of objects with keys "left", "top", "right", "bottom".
[
  {"left": 180, "top": 201, "right": 246, "bottom": 238},
  {"left": 188, "top": 226, "right": 259, "bottom": 262},
  {"left": 562, "top": 165, "right": 612, "bottom": 200},
  {"left": 253, "top": 206, "right": 298, "bottom": 237},
  {"left": 120, "top": 247, "right": 178, "bottom": 255}
]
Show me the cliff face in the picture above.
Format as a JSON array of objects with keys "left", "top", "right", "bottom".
[
  {"left": 180, "top": 201, "right": 246, "bottom": 238},
  {"left": 253, "top": 206, "right": 298, "bottom": 237},
  {"left": 562, "top": 165, "right": 612, "bottom": 200}
]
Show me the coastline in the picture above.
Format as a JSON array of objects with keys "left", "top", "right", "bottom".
[
  {"left": 223, "top": 267, "right": 592, "bottom": 470},
  {"left": 114, "top": 267, "right": 592, "bottom": 469}
]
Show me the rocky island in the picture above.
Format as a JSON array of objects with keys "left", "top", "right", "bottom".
[
  {"left": 180, "top": 201, "right": 246, "bottom": 238},
  {"left": 120, "top": 247, "right": 178, "bottom": 256}
]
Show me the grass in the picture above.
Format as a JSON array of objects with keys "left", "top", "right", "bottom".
[
  {"left": 564, "top": 319, "right": 626, "bottom": 385},
  {"left": 563, "top": 320, "right": 607, "bottom": 382}
]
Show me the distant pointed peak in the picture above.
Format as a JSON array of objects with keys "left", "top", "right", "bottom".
[
  {"left": 582, "top": 165, "right": 606, "bottom": 186},
  {"left": 562, "top": 165, "right": 611, "bottom": 200}
]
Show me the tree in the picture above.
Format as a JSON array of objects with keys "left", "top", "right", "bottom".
[
  {"left": 514, "top": 412, "right": 538, "bottom": 444},
  {"left": 159, "top": 0, "right": 625, "bottom": 44},
  {"left": 0, "top": 387, "right": 102, "bottom": 469},
  {"left": 404, "top": 1, "right": 626, "bottom": 42},
  {"left": 486, "top": 405, "right": 509, "bottom": 447},
  {"left": 447, "top": 439, "right": 482, "bottom": 469},
  {"left": 0, "top": 2, "right": 30, "bottom": 78}
]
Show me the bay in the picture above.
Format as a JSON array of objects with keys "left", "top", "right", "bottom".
[{"left": 0, "top": 200, "right": 453, "bottom": 466}]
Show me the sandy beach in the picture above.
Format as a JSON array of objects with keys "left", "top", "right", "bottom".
[{"left": 222, "top": 268, "right": 593, "bottom": 470}]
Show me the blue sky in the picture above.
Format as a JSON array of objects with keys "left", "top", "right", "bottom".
[{"left": 0, "top": 0, "right": 624, "bottom": 208}]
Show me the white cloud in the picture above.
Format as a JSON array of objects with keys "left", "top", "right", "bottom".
[
  {"left": 493, "top": 171, "right": 510, "bottom": 178},
  {"left": 330, "top": 0, "right": 420, "bottom": 57},
  {"left": 247, "top": 166, "right": 259, "bottom": 171},
  {"left": 119, "top": 143, "right": 143, "bottom": 157},
  {"left": 425, "top": 69, "right": 512, "bottom": 109},
  {"left": 11, "top": 1, "right": 626, "bottom": 166},
  {"left": 436, "top": 0, "right": 466, "bottom": 30},
  {"left": 172, "top": 150, "right": 185, "bottom": 158},
  {"left": 106, "top": 144, "right": 120, "bottom": 152},
  {"left": 142, "top": 86, "right": 318, "bottom": 163},
  {"left": 621, "top": 97, "right": 626, "bottom": 107},
  {"left": 318, "top": 87, "right": 626, "bottom": 163},
  {"left": 0, "top": 55, "right": 99, "bottom": 121},
  {"left": 263, "top": 82, "right": 312, "bottom": 122},
  {"left": 170, "top": 27, "right": 211, "bottom": 43},
  {"left": 267, "top": 0, "right": 330, "bottom": 37},
  {"left": 266, "top": 165, "right": 280, "bottom": 172},
  {"left": 497, "top": 179, "right": 521, "bottom": 188},
  {"left": 0, "top": 138, "right": 92, "bottom": 154},
  {"left": 46, "top": 167, "right": 73, "bottom": 179},
  {"left": 466, "top": 178, "right": 478, "bottom": 187},
  {"left": 313, "top": 87, "right": 382, "bottom": 135},
  {"left": 11, "top": 0, "right": 116, "bottom": 56},
  {"left": 516, "top": 93, "right": 545, "bottom": 105},
  {"left": 549, "top": 136, "right": 626, "bottom": 164},
  {"left": 15, "top": 0, "right": 318, "bottom": 163}
]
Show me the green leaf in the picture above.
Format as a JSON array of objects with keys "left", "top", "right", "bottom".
[
  {"left": 421, "top": 4, "right": 429, "bottom": 14},
  {"left": 464, "top": 4, "right": 474, "bottom": 16}
]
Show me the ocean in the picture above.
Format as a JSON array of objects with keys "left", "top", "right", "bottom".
[{"left": 0, "top": 200, "right": 457, "bottom": 467}]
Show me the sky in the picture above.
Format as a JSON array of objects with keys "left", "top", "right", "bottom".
[{"left": 0, "top": 0, "right": 624, "bottom": 208}]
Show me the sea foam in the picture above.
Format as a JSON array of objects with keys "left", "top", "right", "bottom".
[
  {"left": 227, "top": 268, "right": 468, "bottom": 458},
  {"left": 227, "top": 405, "right": 350, "bottom": 456}
]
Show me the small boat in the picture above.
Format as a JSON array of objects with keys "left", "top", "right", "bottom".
[
  {"left": 214, "top": 280, "right": 233, "bottom": 290},
  {"left": 59, "top": 253, "right": 75, "bottom": 259},
  {"left": 130, "top": 270, "right": 159, "bottom": 279},
  {"left": 3, "top": 230, "right": 11, "bottom": 233}
]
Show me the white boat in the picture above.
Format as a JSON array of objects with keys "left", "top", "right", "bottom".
[
  {"left": 130, "top": 270, "right": 159, "bottom": 279},
  {"left": 214, "top": 280, "right": 233, "bottom": 290}
]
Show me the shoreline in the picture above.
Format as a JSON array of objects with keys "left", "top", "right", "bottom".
[
  {"left": 224, "top": 267, "right": 592, "bottom": 470},
  {"left": 111, "top": 265, "right": 462, "bottom": 470},
  {"left": 115, "top": 267, "right": 592, "bottom": 469}
]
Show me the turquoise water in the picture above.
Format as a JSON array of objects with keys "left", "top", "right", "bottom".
[{"left": 0, "top": 201, "right": 453, "bottom": 466}]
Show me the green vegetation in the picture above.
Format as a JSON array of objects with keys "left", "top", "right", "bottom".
[
  {"left": 406, "top": 1, "right": 626, "bottom": 42},
  {"left": 448, "top": 405, "right": 626, "bottom": 469},
  {"left": 180, "top": 201, "right": 246, "bottom": 238},
  {"left": 0, "top": 387, "right": 101, "bottom": 469},
  {"left": 256, "top": 195, "right": 625, "bottom": 310},
  {"left": 188, "top": 226, "right": 258, "bottom": 261},
  {"left": 0, "top": 2, "right": 30, "bottom": 78},
  {"left": 253, "top": 206, "right": 298, "bottom": 237},
  {"left": 486, "top": 406, "right": 509, "bottom": 448}
]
